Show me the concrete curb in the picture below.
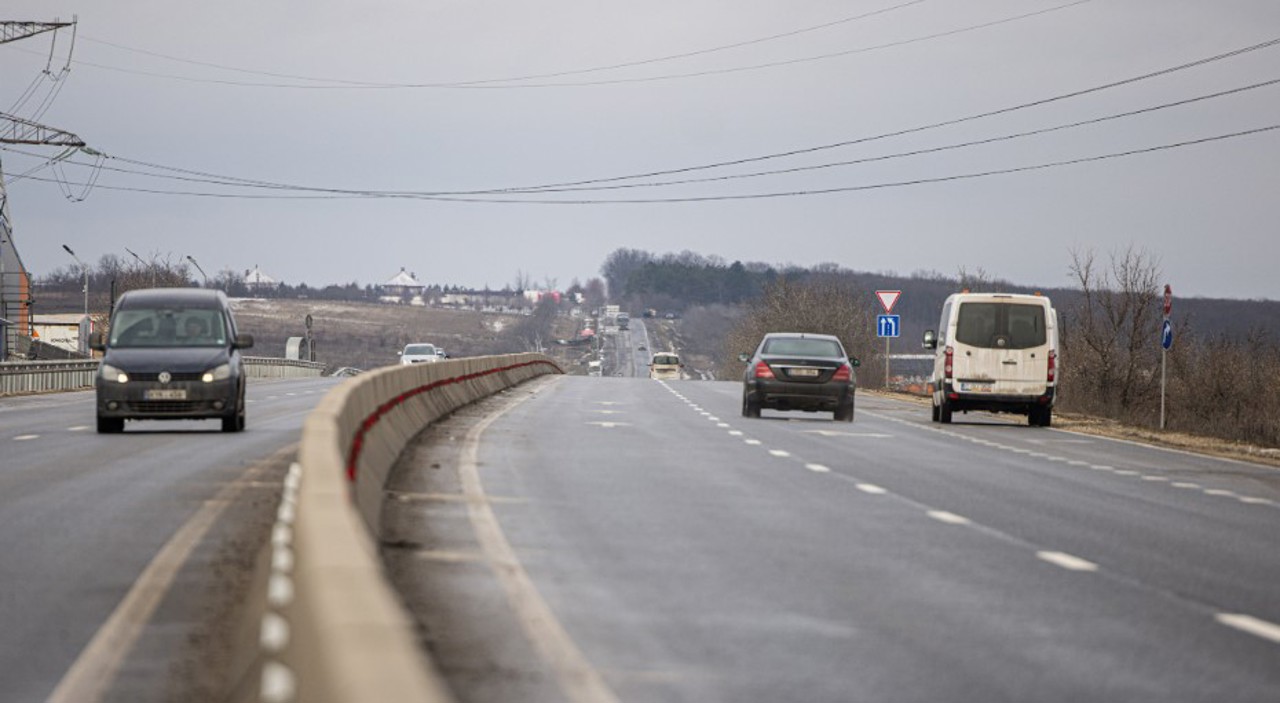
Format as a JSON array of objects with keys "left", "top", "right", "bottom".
[{"left": 260, "top": 354, "right": 563, "bottom": 703}]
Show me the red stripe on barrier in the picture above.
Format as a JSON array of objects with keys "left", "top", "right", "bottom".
[{"left": 345, "top": 360, "right": 561, "bottom": 482}]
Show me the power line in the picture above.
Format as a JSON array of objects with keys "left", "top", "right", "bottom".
[
  {"left": 33, "top": 1, "right": 1091, "bottom": 90},
  {"left": 11, "top": 124, "right": 1278, "bottom": 203}
]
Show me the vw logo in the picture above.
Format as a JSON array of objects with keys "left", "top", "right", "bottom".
[{"left": 159, "top": 371, "right": 172, "bottom": 384}]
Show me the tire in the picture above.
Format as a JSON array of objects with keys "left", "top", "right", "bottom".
[
  {"left": 931, "top": 400, "right": 940, "bottom": 423},
  {"left": 97, "top": 415, "right": 124, "bottom": 434},
  {"left": 834, "top": 400, "right": 855, "bottom": 423},
  {"left": 939, "top": 399, "right": 953, "bottom": 424},
  {"left": 1030, "top": 407, "right": 1053, "bottom": 428},
  {"left": 742, "top": 391, "right": 761, "bottom": 418},
  {"left": 223, "top": 393, "right": 246, "bottom": 433}
]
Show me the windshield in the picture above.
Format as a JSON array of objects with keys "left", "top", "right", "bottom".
[
  {"left": 652, "top": 354, "right": 680, "bottom": 366},
  {"left": 762, "top": 337, "right": 844, "bottom": 358},
  {"left": 109, "top": 307, "right": 227, "bottom": 348},
  {"left": 955, "top": 302, "right": 1047, "bottom": 350},
  {"left": 404, "top": 344, "right": 436, "bottom": 355}
]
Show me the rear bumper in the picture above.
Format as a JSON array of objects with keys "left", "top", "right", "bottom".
[
  {"left": 746, "top": 380, "right": 854, "bottom": 411},
  {"left": 942, "top": 383, "right": 1055, "bottom": 414}
]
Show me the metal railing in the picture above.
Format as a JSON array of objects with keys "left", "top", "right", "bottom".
[{"left": 0, "top": 357, "right": 328, "bottom": 395}]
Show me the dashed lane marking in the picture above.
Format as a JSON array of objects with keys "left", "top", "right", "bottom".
[
  {"left": 805, "top": 464, "right": 831, "bottom": 473},
  {"left": 1037, "top": 551, "right": 1099, "bottom": 572},
  {"left": 928, "top": 511, "right": 972, "bottom": 526},
  {"left": 68, "top": 426, "right": 90, "bottom": 432},
  {"left": 14, "top": 434, "right": 39, "bottom": 441},
  {"left": 768, "top": 450, "right": 791, "bottom": 458},
  {"left": 1216, "top": 614, "right": 1280, "bottom": 644},
  {"left": 744, "top": 439, "right": 762, "bottom": 446},
  {"left": 856, "top": 483, "right": 887, "bottom": 495}
]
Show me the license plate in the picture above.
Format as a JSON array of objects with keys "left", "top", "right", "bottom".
[
  {"left": 790, "top": 368, "right": 820, "bottom": 377},
  {"left": 145, "top": 389, "right": 188, "bottom": 400},
  {"left": 958, "top": 381, "right": 993, "bottom": 393}
]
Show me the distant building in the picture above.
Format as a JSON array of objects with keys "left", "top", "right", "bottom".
[
  {"left": 381, "top": 268, "right": 424, "bottom": 300},
  {"left": 244, "top": 265, "right": 279, "bottom": 291}
]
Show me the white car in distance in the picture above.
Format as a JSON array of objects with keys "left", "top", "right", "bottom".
[{"left": 399, "top": 343, "right": 441, "bottom": 365}]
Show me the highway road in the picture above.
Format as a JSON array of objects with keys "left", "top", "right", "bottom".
[
  {"left": 0, "top": 376, "right": 339, "bottom": 702},
  {"left": 384, "top": 374, "right": 1280, "bottom": 703}
]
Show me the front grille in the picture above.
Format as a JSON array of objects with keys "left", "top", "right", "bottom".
[
  {"left": 130, "top": 372, "right": 205, "bottom": 382},
  {"left": 127, "top": 401, "right": 207, "bottom": 414}
]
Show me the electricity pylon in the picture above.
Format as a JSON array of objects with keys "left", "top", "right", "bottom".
[{"left": 0, "top": 21, "right": 73, "bottom": 45}]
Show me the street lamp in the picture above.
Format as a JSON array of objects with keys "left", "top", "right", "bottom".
[
  {"left": 124, "top": 247, "right": 156, "bottom": 287},
  {"left": 61, "top": 244, "right": 88, "bottom": 319},
  {"left": 186, "top": 255, "right": 209, "bottom": 288}
]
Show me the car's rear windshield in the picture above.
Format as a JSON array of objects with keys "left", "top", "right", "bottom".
[
  {"left": 404, "top": 344, "right": 436, "bottom": 355},
  {"left": 109, "top": 307, "right": 227, "bottom": 348},
  {"left": 955, "top": 302, "right": 1047, "bottom": 350},
  {"left": 762, "top": 337, "right": 844, "bottom": 358},
  {"left": 652, "top": 354, "right": 680, "bottom": 366}
]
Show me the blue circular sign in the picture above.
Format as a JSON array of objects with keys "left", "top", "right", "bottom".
[{"left": 1161, "top": 319, "right": 1173, "bottom": 350}]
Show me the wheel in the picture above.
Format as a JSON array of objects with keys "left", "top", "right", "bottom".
[
  {"left": 97, "top": 415, "right": 124, "bottom": 434},
  {"left": 741, "top": 391, "right": 761, "bottom": 418},
  {"left": 834, "top": 400, "right": 855, "bottom": 422},
  {"left": 939, "top": 399, "right": 953, "bottom": 424},
  {"left": 931, "top": 400, "right": 940, "bottom": 422},
  {"left": 1030, "top": 407, "right": 1052, "bottom": 427},
  {"left": 223, "top": 395, "right": 246, "bottom": 433}
]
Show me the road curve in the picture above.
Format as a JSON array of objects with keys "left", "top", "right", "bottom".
[
  {"left": 0, "top": 377, "right": 339, "bottom": 702},
  {"left": 385, "top": 375, "right": 1280, "bottom": 703}
]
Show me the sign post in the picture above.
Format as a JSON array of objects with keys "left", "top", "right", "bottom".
[
  {"left": 875, "top": 291, "right": 902, "bottom": 389},
  {"left": 1160, "top": 284, "right": 1172, "bottom": 430}
]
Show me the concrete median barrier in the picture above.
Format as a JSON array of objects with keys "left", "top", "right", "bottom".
[{"left": 261, "top": 354, "right": 562, "bottom": 703}]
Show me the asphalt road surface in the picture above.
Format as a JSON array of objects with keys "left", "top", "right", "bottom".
[
  {"left": 0, "top": 377, "right": 339, "bottom": 702},
  {"left": 384, "top": 374, "right": 1280, "bottom": 703}
]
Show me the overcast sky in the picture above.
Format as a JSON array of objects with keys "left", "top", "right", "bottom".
[{"left": 3, "top": 0, "right": 1278, "bottom": 300}]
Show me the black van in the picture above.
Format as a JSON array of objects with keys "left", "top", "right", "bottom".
[{"left": 91, "top": 288, "right": 254, "bottom": 433}]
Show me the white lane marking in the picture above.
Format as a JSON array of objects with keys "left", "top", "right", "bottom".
[
  {"left": 928, "top": 511, "right": 972, "bottom": 526},
  {"left": 744, "top": 439, "right": 762, "bottom": 446},
  {"left": 260, "top": 661, "right": 297, "bottom": 703},
  {"left": 593, "top": 410, "right": 624, "bottom": 415},
  {"left": 586, "top": 422, "right": 630, "bottom": 429},
  {"left": 1066, "top": 460, "right": 1090, "bottom": 466},
  {"left": 1037, "top": 551, "right": 1099, "bottom": 572},
  {"left": 805, "top": 464, "right": 831, "bottom": 473},
  {"left": 460, "top": 381, "right": 622, "bottom": 703},
  {"left": 728, "top": 431, "right": 743, "bottom": 437},
  {"left": 68, "top": 426, "right": 90, "bottom": 432},
  {"left": 1239, "top": 497, "right": 1275, "bottom": 505},
  {"left": 1090, "top": 465, "right": 1113, "bottom": 470},
  {"left": 707, "top": 416, "right": 720, "bottom": 422},
  {"left": 13, "top": 434, "right": 38, "bottom": 441},
  {"left": 717, "top": 423, "right": 730, "bottom": 428},
  {"left": 1216, "top": 614, "right": 1280, "bottom": 644},
  {"left": 1205, "top": 489, "right": 1238, "bottom": 498},
  {"left": 768, "top": 450, "right": 790, "bottom": 458},
  {"left": 595, "top": 401, "right": 624, "bottom": 406},
  {"left": 1172, "top": 482, "right": 1201, "bottom": 489},
  {"left": 801, "top": 429, "right": 893, "bottom": 438},
  {"left": 1115, "top": 470, "right": 1140, "bottom": 476},
  {"left": 1141, "top": 476, "right": 1169, "bottom": 482},
  {"left": 856, "top": 483, "right": 887, "bottom": 495}
]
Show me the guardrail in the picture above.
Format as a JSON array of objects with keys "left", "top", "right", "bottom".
[
  {"left": 261, "top": 353, "right": 563, "bottom": 703},
  {"left": 0, "top": 357, "right": 327, "bottom": 396}
]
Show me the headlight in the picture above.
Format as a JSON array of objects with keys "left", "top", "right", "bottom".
[
  {"left": 100, "top": 364, "right": 129, "bottom": 383},
  {"left": 202, "top": 363, "right": 232, "bottom": 383}
]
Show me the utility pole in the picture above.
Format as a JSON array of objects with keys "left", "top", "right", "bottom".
[{"left": 0, "top": 18, "right": 82, "bottom": 358}]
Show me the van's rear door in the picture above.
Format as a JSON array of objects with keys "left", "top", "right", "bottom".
[{"left": 952, "top": 300, "right": 1050, "bottom": 396}]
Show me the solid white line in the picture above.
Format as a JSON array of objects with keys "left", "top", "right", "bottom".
[
  {"left": 805, "top": 464, "right": 831, "bottom": 473},
  {"left": 1216, "top": 613, "right": 1280, "bottom": 644},
  {"left": 927, "top": 510, "right": 971, "bottom": 526},
  {"left": 856, "top": 483, "right": 887, "bottom": 495},
  {"left": 1037, "top": 551, "right": 1098, "bottom": 572},
  {"left": 768, "top": 449, "right": 790, "bottom": 457}
]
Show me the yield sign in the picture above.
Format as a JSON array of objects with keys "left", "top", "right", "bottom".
[{"left": 875, "top": 290, "right": 902, "bottom": 314}]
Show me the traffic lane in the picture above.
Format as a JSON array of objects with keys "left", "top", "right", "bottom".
[
  {"left": 475, "top": 377, "right": 1280, "bottom": 702},
  {"left": 0, "top": 377, "right": 338, "bottom": 702},
  {"left": 669, "top": 381, "right": 1280, "bottom": 641}
]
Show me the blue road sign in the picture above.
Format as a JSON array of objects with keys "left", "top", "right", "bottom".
[
  {"left": 1161, "top": 319, "right": 1173, "bottom": 350},
  {"left": 877, "top": 314, "right": 901, "bottom": 338}
]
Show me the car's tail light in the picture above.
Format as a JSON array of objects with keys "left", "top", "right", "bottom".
[
  {"left": 944, "top": 346, "right": 954, "bottom": 380},
  {"left": 832, "top": 364, "right": 853, "bottom": 382},
  {"left": 753, "top": 361, "right": 775, "bottom": 380},
  {"left": 1047, "top": 349, "right": 1056, "bottom": 383}
]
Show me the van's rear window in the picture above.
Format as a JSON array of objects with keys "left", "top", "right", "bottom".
[{"left": 955, "top": 303, "right": 1046, "bottom": 350}]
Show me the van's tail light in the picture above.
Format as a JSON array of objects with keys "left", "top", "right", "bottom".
[
  {"left": 753, "top": 361, "right": 775, "bottom": 380},
  {"left": 832, "top": 364, "right": 853, "bottom": 382},
  {"left": 944, "top": 346, "right": 954, "bottom": 380},
  {"left": 1047, "top": 349, "right": 1056, "bottom": 383}
]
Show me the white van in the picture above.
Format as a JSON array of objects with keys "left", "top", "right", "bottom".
[
  {"left": 649, "top": 352, "right": 683, "bottom": 380},
  {"left": 922, "top": 292, "right": 1058, "bottom": 426}
]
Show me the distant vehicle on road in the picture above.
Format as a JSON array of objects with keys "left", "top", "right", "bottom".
[
  {"left": 399, "top": 343, "right": 440, "bottom": 365},
  {"left": 434, "top": 347, "right": 448, "bottom": 359},
  {"left": 922, "top": 292, "right": 1058, "bottom": 426},
  {"left": 739, "top": 333, "right": 859, "bottom": 421},
  {"left": 91, "top": 288, "right": 254, "bottom": 433},
  {"left": 649, "top": 352, "right": 683, "bottom": 380},
  {"left": 617, "top": 312, "right": 630, "bottom": 330}
]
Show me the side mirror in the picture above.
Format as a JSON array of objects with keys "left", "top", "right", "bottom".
[
  {"left": 850, "top": 358, "right": 861, "bottom": 368},
  {"left": 737, "top": 352, "right": 750, "bottom": 363},
  {"left": 89, "top": 332, "right": 106, "bottom": 352},
  {"left": 922, "top": 330, "right": 937, "bottom": 350},
  {"left": 233, "top": 334, "right": 255, "bottom": 350}
]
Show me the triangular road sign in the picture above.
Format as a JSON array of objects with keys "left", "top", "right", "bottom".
[{"left": 875, "top": 290, "right": 901, "bottom": 314}]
